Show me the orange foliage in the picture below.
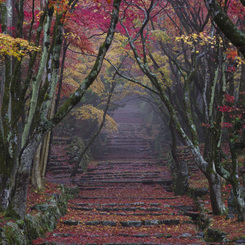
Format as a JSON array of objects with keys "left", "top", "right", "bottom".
[{"left": 225, "top": 48, "right": 238, "bottom": 61}]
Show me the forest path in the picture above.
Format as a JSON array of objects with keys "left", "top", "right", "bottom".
[
  {"left": 35, "top": 159, "right": 205, "bottom": 244},
  {"left": 37, "top": 99, "right": 205, "bottom": 244}
]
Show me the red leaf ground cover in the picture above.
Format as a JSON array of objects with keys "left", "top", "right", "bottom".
[
  {"left": 26, "top": 182, "right": 63, "bottom": 213},
  {"left": 32, "top": 159, "right": 206, "bottom": 245}
]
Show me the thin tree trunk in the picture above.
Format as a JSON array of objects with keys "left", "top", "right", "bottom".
[
  {"left": 169, "top": 118, "right": 188, "bottom": 195},
  {"left": 232, "top": 184, "right": 245, "bottom": 221},
  {"left": 207, "top": 171, "right": 226, "bottom": 215},
  {"left": 31, "top": 144, "right": 42, "bottom": 189},
  {"left": 70, "top": 82, "right": 116, "bottom": 177},
  {"left": 41, "top": 132, "right": 51, "bottom": 178},
  {"left": 230, "top": 148, "right": 245, "bottom": 221},
  {"left": 31, "top": 89, "right": 56, "bottom": 188},
  {"left": 0, "top": 176, "right": 10, "bottom": 211}
]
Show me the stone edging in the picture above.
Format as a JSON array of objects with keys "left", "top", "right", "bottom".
[{"left": 0, "top": 185, "right": 79, "bottom": 245}]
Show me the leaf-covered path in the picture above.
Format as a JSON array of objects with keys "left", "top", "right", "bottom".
[
  {"left": 35, "top": 99, "right": 205, "bottom": 244},
  {"left": 34, "top": 160, "right": 205, "bottom": 244}
]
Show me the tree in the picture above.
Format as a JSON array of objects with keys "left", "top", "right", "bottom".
[
  {"left": 203, "top": 0, "right": 245, "bottom": 58},
  {"left": 109, "top": 0, "right": 243, "bottom": 215},
  {"left": 201, "top": 0, "right": 245, "bottom": 221},
  {"left": 215, "top": 92, "right": 245, "bottom": 220},
  {"left": 0, "top": 0, "right": 121, "bottom": 219},
  {"left": 110, "top": 0, "right": 245, "bottom": 219}
]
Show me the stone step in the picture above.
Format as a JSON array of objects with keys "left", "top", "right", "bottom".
[
  {"left": 74, "top": 196, "right": 178, "bottom": 200},
  {"left": 40, "top": 235, "right": 203, "bottom": 245},
  {"left": 101, "top": 148, "right": 151, "bottom": 153},
  {"left": 78, "top": 179, "right": 168, "bottom": 183},
  {"left": 49, "top": 158, "right": 70, "bottom": 163},
  {"left": 101, "top": 148, "right": 151, "bottom": 152},
  {"left": 77, "top": 180, "right": 170, "bottom": 185},
  {"left": 62, "top": 219, "right": 181, "bottom": 227},
  {"left": 49, "top": 170, "right": 167, "bottom": 177},
  {"left": 71, "top": 202, "right": 162, "bottom": 207},
  {"left": 105, "top": 138, "right": 150, "bottom": 142},
  {"left": 84, "top": 170, "right": 162, "bottom": 174},
  {"left": 70, "top": 206, "right": 163, "bottom": 212},
  {"left": 78, "top": 177, "right": 166, "bottom": 182},
  {"left": 76, "top": 180, "right": 172, "bottom": 185},
  {"left": 48, "top": 166, "right": 71, "bottom": 171},
  {"left": 79, "top": 172, "right": 164, "bottom": 177}
]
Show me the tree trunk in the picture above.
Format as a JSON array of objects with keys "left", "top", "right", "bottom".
[
  {"left": 31, "top": 89, "right": 56, "bottom": 189},
  {"left": 169, "top": 119, "right": 188, "bottom": 195},
  {"left": 40, "top": 132, "right": 52, "bottom": 178},
  {"left": 0, "top": 176, "right": 10, "bottom": 211},
  {"left": 203, "top": 0, "right": 245, "bottom": 58},
  {"left": 207, "top": 171, "right": 226, "bottom": 215},
  {"left": 6, "top": 138, "right": 40, "bottom": 219},
  {"left": 234, "top": 186, "right": 245, "bottom": 221},
  {"left": 230, "top": 148, "right": 245, "bottom": 221},
  {"left": 31, "top": 144, "right": 43, "bottom": 189}
]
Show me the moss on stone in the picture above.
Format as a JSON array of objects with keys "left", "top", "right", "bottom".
[
  {"left": 3, "top": 222, "right": 27, "bottom": 245},
  {"left": 0, "top": 184, "right": 76, "bottom": 244}
]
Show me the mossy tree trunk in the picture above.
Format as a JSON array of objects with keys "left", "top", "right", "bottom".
[
  {"left": 0, "top": 0, "right": 19, "bottom": 212},
  {"left": 203, "top": 0, "right": 245, "bottom": 58},
  {"left": 31, "top": 143, "right": 43, "bottom": 189},
  {"left": 169, "top": 119, "right": 189, "bottom": 195},
  {"left": 230, "top": 148, "right": 245, "bottom": 221},
  {"left": 216, "top": 145, "right": 245, "bottom": 221},
  {"left": 31, "top": 39, "right": 70, "bottom": 189}
]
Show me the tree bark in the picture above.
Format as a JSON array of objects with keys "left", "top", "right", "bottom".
[
  {"left": 203, "top": 0, "right": 245, "bottom": 58},
  {"left": 6, "top": 138, "right": 41, "bottom": 219},
  {"left": 31, "top": 144, "right": 42, "bottom": 189},
  {"left": 169, "top": 119, "right": 188, "bottom": 195},
  {"left": 230, "top": 148, "right": 245, "bottom": 221},
  {"left": 31, "top": 86, "right": 56, "bottom": 189},
  {"left": 207, "top": 171, "right": 226, "bottom": 215}
]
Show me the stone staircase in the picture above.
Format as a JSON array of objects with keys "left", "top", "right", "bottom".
[
  {"left": 97, "top": 123, "right": 153, "bottom": 160},
  {"left": 46, "top": 99, "right": 161, "bottom": 182},
  {"left": 77, "top": 161, "right": 171, "bottom": 187},
  {"left": 37, "top": 160, "right": 205, "bottom": 244},
  {"left": 95, "top": 100, "right": 160, "bottom": 161},
  {"left": 39, "top": 99, "right": 206, "bottom": 244},
  {"left": 45, "top": 137, "right": 75, "bottom": 184}
]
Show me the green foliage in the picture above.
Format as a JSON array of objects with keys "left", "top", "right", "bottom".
[{"left": 150, "top": 30, "right": 171, "bottom": 43}]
